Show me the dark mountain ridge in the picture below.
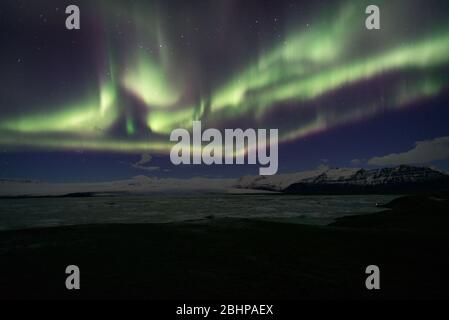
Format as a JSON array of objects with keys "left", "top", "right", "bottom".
[{"left": 284, "top": 165, "right": 449, "bottom": 194}]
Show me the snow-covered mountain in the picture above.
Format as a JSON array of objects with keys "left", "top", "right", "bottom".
[
  {"left": 237, "top": 165, "right": 449, "bottom": 194},
  {"left": 0, "top": 176, "right": 236, "bottom": 197},
  {"left": 1, "top": 165, "right": 448, "bottom": 197},
  {"left": 236, "top": 167, "right": 360, "bottom": 191}
]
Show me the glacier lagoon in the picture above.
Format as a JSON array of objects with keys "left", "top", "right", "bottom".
[{"left": 0, "top": 194, "right": 398, "bottom": 231}]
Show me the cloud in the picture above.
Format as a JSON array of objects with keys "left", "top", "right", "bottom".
[
  {"left": 367, "top": 136, "right": 449, "bottom": 166},
  {"left": 132, "top": 153, "right": 160, "bottom": 171},
  {"left": 135, "top": 153, "right": 152, "bottom": 166},
  {"left": 316, "top": 164, "right": 330, "bottom": 171},
  {"left": 133, "top": 165, "right": 160, "bottom": 172}
]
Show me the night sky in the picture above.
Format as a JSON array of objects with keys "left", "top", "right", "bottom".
[{"left": 1, "top": 0, "right": 449, "bottom": 182}]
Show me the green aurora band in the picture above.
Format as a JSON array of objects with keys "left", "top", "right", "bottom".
[{"left": 1, "top": 1, "right": 449, "bottom": 153}]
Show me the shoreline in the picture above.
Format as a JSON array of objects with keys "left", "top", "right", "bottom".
[{"left": 1, "top": 194, "right": 448, "bottom": 300}]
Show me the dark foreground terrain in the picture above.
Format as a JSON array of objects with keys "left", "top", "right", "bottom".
[{"left": 0, "top": 194, "right": 448, "bottom": 300}]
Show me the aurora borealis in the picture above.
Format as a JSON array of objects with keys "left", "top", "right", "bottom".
[{"left": 1, "top": 0, "right": 449, "bottom": 180}]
